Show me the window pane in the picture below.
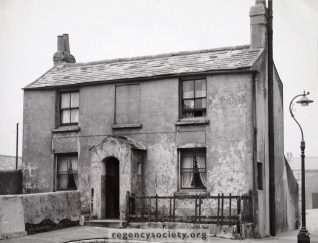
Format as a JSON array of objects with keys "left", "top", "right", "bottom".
[
  {"left": 183, "top": 81, "right": 194, "bottom": 99},
  {"left": 58, "top": 175, "right": 68, "bottom": 190},
  {"left": 70, "top": 109, "right": 79, "bottom": 123},
  {"left": 70, "top": 92, "right": 79, "bottom": 108},
  {"left": 183, "top": 100, "right": 194, "bottom": 110},
  {"left": 61, "top": 93, "right": 70, "bottom": 109},
  {"left": 181, "top": 172, "right": 192, "bottom": 188},
  {"left": 61, "top": 110, "right": 71, "bottom": 124},
  {"left": 194, "top": 98, "right": 206, "bottom": 109},
  {"left": 181, "top": 153, "right": 194, "bottom": 169},
  {"left": 58, "top": 157, "right": 68, "bottom": 173},
  {"left": 70, "top": 156, "right": 78, "bottom": 172},
  {"left": 195, "top": 79, "right": 206, "bottom": 98}
]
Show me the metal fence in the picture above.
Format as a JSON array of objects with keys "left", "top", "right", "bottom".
[{"left": 126, "top": 192, "right": 253, "bottom": 227}]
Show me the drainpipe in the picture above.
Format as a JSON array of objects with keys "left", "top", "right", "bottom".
[{"left": 267, "top": 0, "right": 276, "bottom": 236}]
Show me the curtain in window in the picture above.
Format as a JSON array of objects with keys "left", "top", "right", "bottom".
[
  {"left": 57, "top": 155, "right": 78, "bottom": 190},
  {"left": 181, "top": 151, "right": 206, "bottom": 189}
]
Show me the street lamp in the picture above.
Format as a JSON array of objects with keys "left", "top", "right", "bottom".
[{"left": 289, "top": 91, "right": 314, "bottom": 243}]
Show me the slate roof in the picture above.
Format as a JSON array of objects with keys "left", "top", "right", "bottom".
[
  {"left": 25, "top": 45, "right": 263, "bottom": 89},
  {"left": 0, "top": 155, "right": 22, "bottom": 170}
]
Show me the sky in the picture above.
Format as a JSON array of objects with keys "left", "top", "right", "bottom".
[{"left": 0, "top": 0, "right": 317, "bottom": 158}]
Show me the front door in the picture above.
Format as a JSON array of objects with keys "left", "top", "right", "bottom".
[{"left": 105, "top": 158, "right": 119, "bottom": 218}]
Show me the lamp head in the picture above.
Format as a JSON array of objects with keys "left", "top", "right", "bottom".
[{"left": 296, "top": 91, "right": 314, "bottom": 106}]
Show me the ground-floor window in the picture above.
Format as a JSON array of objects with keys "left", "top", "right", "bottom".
[
  {"left": 180, "top": 148, "right": 206, "bottom": 189},
  {"left": 56, "top": 154, "right": 78, "bottom": 190}
]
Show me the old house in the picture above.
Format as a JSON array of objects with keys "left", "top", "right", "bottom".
[{"left": 22, "top": 1, "right": 298, "bottom": 238}]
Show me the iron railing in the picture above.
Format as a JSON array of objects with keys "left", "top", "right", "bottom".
[{"left": 126, "top": 192, "right": 253, "bottom": 227}]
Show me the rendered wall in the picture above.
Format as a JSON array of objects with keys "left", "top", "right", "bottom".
[
  {"left": 23, "top": 73, "right": 254, "bottom": 218},
  {"left": 273, "top": 67, "right": 299, "bottom": 233},
  {"left": 0, "top": 196, "right": 26, "bottom": 239},
  {"left": 0, "top": 191, "right": 80, "bottom": 239},
  {"left": 0, "top": 169, "right": 22, "bottom": 195},
  {"left": 23, "top": 90, "right": 56, "bottom": 193}
]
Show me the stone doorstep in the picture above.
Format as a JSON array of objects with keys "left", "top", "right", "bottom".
[
  {"left": 0, "top": 230, "right": 27, "bottom": 240},
  {"left": 85, "top": 219, "right": 127, "bottom": 229}
]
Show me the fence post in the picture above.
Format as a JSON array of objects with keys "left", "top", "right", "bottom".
[
  {"left": 237, "top": 196, "right": 242, "bottom": 234},
  {"left": 217, "top": 193, "right": 220, "bottom": 225},
  {"left": 148, "top": 196, "right": 151, "bottom": 221},
  {"left": 198, "top": 194, "right": 202, "bottom": 224},
  {"left": 194, "top": 195, "right": 197, "bottom": 223},
  {"left": 169, "top": 197, "right": 172, "bottom": 222},
  {"left": 155, "top": 194, "right": 158, "bottom": 222},
  {"left": 229, "top": 193, "right": 232, "bottom": 225},
  {"left": 221, "top": 193, "right": 224, "bottom": 226},
  {"left": 173, "top": 194, "right": 176, "bottom": 222}
]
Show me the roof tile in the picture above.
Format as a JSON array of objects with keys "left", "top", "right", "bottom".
[{"left": 25, "top": 45, "right": 263, "bottom": 89}]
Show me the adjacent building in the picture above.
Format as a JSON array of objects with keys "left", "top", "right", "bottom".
[
  {"left": 287, "top": 152, "right": 318, "bottom": 209},
  {"left": 22, "top": 0, "right": 298, "bottom": 238}
]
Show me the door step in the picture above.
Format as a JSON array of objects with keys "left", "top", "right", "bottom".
[{"left": 85, "top": 219, "right": 127, "bottom": 228}]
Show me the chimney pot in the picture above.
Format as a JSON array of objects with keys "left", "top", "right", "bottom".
[
  {"left": 256, "top": 0, "right": 266, "bottom": 5},
  {"left": 63, "top": 34, "right": 70, "bottom": 54},
  {"left": 53, "top": 34, "right": 76, "bottom": 65},
  {"left": 57, "top": 35, "right": 65, "bottom": 52}
]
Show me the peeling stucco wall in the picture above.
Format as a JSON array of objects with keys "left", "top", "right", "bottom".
[
  {"left": 23, "top": 74, "right": 255, "bottom": 218},
  {"left": 0, "top": 191, "right": 80, "bottom": 234},
  {"left": 23, "top": 90, "right": 56, "bottom": 193}
]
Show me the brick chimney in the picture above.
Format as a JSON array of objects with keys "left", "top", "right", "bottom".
[
  {"left": 250, "top": 0, "right": 267, "bottom": 49},
  {"left": 53, "top": 34, "right": 76, "bottom": 65}
]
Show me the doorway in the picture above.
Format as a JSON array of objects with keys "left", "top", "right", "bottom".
[{"left": 105, "top": 157, "right": 119, "bottom": 219}]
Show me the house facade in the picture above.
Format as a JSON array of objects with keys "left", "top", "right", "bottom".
[{"left": 22, "top": 0, "right": 298, "bottom": 238}]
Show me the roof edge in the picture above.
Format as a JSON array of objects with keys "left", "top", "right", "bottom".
[
  {"left": 59, "top": 44, "right": 252, "bottom": 67},
  {"left": 24, "top": 68, "right": 257, "bottom": 91}
]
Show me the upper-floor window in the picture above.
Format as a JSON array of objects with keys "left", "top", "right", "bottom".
[
  {"left": 56, "top": 154, "right": 78, "bottom": 191},
  {"left": 181, "top": 79, "right": 206, "bottom": 118},
  {"left": 60, "top": 91, "right": 79, "bottom": 125},
  {"left": 115, "top": 84, "right": 139, "bottom": 124}
]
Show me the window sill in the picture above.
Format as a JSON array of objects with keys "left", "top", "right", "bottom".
[
  {"left": 175, "top": 189, "right": 208, "bottom": 196},
  {"left": 175, "top": 117, "right": 209, "bottom": 126},
  {"left": 52, "top": 125, "right": 80, "bottom": 133},
  {"left": 112, "top": 123, "right": 142, "bottom": 129}
]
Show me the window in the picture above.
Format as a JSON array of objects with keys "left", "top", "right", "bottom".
[
  {"left": 180, "top": 149, "right": 206, "bottom": 189},
  {"left": 257, "top": 162, "right": 263, "bottom": 190},
  {"left": 181, "top": 79, "right": 206, "bottom": 118},
  {"left": 56, "top": 154, "right": 78, "bottom": 190},
  {"left": 60, "top": 91, "right": 79, "bottom": 125},
  {"left": 115, "top": 84, "right": 140, "bottom": 124}
]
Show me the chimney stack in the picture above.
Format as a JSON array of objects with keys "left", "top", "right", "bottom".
[
  {"left": 250, "top": 0, "right": 267, "bottom": 49},
  {"left": 53, "top": 33, "right": 76, "bottom": 65}
]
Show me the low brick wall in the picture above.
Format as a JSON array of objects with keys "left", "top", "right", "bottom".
[
  {"left": 0, "top": 169, "right": 22, "bottom": 195},
  {"left": 0, "top": 191, "right": 81, "bottom": 238}
]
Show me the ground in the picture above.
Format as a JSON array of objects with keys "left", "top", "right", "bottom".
[{"left": 2, "top": 209, "right": 318, "bottom": 243}]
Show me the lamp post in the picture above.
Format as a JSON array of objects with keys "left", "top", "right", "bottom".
[{"left": 289, "top": 91, "right": 313, "bottom": 243}]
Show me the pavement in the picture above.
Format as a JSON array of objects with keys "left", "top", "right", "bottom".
[{"left": 1, "top": 209, "right": 318, "bottom": 243}]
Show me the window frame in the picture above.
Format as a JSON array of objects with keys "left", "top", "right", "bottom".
[
  {"left": 59, "top": 90, "right": 79, "bottom": 126},
  {"left": 180, "top": 77, "right": 207, "bottom": 118},
  {"left": 178, "top": 148, "right": 207, "bottom": 190},
  {"left": 114, "top": 83, "right": 140, "bottom": 125},
  {"left": 55, "top": 153, "right": 78, "bottom": 191}
]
